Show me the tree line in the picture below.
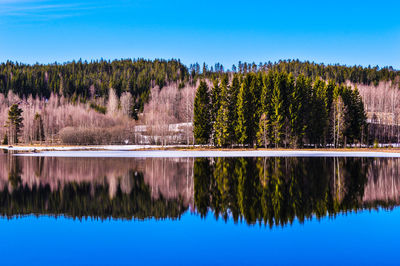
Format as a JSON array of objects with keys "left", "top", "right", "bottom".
[
  {"left": 194, "top": 71, "right": 367, "bottom": 147},
  {"left": 2, "top": 59, "right": 398, "bottom": 113},
  {"left": 1, "top": 58, "right": 399, "bottom": 146},
  {"left": 0, "top": 59, "right": 188, "bottom": 114},
  {"left": 191, "top": 59, "right": 400, "bottom": 86}
]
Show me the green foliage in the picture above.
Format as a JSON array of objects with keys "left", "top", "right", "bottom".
[
  {"left": 309, "top": 79, "right": 328, "bottom": 146},
  {"left": 6, "top": 104, "right": 24, "bottom": 144},
  {"left": 257, "top": 72, "right": 274, "bottom": 147},
  {"left": 89, "top": 102, "right": 107, "bottom": 114},
  {"left": 211, "top": 79, "right": 221, "bottom": 124},
  {"left": 196, "top": 70, "right": 367, "bottom": 148},
  {"left": 236, "top": 74, "right": 257, "bottom": 145},
  {"left": 0, "top": 59, "right": 188, "bottom": 112},
  {"left": 33, "top": 113, "right": 45, "bottom": 142},
  {"left": 2, "top": 133, "right": 8, "bottom": 145},
  {"left": 271, "top": 73, "right": 286, "bottom": 147},
  {"left": 193, "top": 81, "right": 211, "bottom": 144},
  {"left": 214, "top": 76, "right": 232, "bottom": 147},
  {"left": 373, "top": 139, "right": 379, "bottom": 148}
]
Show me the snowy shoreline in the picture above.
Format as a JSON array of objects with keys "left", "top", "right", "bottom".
[{"left": 8, "top": 149, "right": 400, "bottom": 158}]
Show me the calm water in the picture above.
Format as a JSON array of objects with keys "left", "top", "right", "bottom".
[{"left": 0, "top": 153, "right": 399, "bottom": 265}]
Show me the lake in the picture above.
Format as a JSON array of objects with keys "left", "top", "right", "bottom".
[{"left": 0, "top": 151, "right": 399, "bottom": 265}]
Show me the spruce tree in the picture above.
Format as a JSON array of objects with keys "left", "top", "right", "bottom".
[
  {"left": 6, "top": 104, "right": 24, "bottom": 144},
  {"left": 230, "top": 74, "right": 241, "bottom": 143},
  {"left": 271, "top": 73, "right": 285, "bottom": 147},
  {"left": 236, "top": 74, "right": 255, "bottom": 145},
  {"left": 325, "top": 80, "right": 336, "bottom": 144},
  {"left": 33, "top": 113, "right": 45, "bottom": 142},
  {"left": 288, "top": 74, "right": 307, "bottom": 147},
  {"left": 331, "top": 85, "right": 346, "bottom": 147},
  {"left": 309, "top": 79, "right": 328, "bottom": 147},
  {"left": 353, "top": 87, "right": 367, "bottom": 145},
  {"left": 257, "top": 71, "right": 274, "bottom": 147},
  {"left": 2, "top": 133, "right": 8, "bottom": 145},
  {"left": 342, "top": 86, "right": 367, "bottom": 145},
  {"left": 193, "top": 81, "right": 211, "bottom": 144},
  {"left": 211, "top": 79, "right": 221, "bottom": 123},
  {"left": 214, "top": 76, "right": 231, "bottom": 147}
]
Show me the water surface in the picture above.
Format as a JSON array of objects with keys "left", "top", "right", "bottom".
[{"left": 0, "top": 153, "right": 399, "bottom": 265}]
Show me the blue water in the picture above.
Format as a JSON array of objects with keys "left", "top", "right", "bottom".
[{"left": 0, "top": 208, "right": 399, "bottom": 266}]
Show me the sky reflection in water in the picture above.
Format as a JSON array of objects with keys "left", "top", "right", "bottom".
[
  {"left": 0, "top": 209, "right": 399, "bottom": 265},
  {"left": 0, "top": 154, "right": 399, "bottom": 265}
]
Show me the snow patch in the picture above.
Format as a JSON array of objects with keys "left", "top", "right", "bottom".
[{"left": 14, "top": 150, "right": 400, "bottom": 158}]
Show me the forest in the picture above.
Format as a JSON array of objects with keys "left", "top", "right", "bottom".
[
  {"left": 0, "top": 59, "right": 399, "bottom": 146},
  {"left": 194, "top": 72, "right": 367, "bottom": 147}
]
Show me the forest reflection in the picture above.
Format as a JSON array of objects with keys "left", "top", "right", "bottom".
[
  {"left": 195, "top": 157, "right": 400, "bottom": 227},
  {"left": 0, "top": 152, "right": 399, "bottom": 227},
  {"left": 0, "top": 153, "right": 194, "bottom": 220}
]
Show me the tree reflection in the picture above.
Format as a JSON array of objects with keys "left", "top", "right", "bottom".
[
  {"left": 0, "top": 169, "right": 187, "bottom": 221},
  {"left": 0, "top": 153, "right": 399, "bottom": 226},
  {"left": 194, "top": 157, "right": 382, "bottom": 227}
]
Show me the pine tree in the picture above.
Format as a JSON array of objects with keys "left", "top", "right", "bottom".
[
  {"left": 288, "top": 74, "right": 307, "bottom": 147},
  {"left": 342, "top": 86, "right": 367, "bottom": 145},
  {"left": 236, "top": 74, "right": 255, "bottom": 145},
  {"left": 309, "top": 79, "right": 328, "bottom": 147},
  {"left": 33, "top": 112, "right": 45, "bottom": 142},
  {"left": 325, "top": 80, "right": 336, "bottom": 144},
  {"left": 211, "top": 79, "right": 221, "bottom": 123},
  {"left": 331, "top": 85, "right": 346, "bottom": 147},
  {"left": 2, "top": 133, "right": 8, "bottom": 145},
  {"left": 6, "top": 104, "right": 24, "bottom": 144},
  {"left": 214, "top": 76, "right": 231, "bottom": 147},
  {"left": 271, "top": 73, "right": 285, "bottom": 148},
  {"left": 353, "top": 87, "right": 367, "bottom": 145},
  {"left": 230, "top": 74, "right": 241, "bottom": 143},
  {"left": 257, "top": 71, "right": 274, "bottom": 147},
  {"left": 210, "top": 79, "right": 221, "bottom": 144},
  {"left": 193, "top": 81, "right": 211, "bottom": 144}
]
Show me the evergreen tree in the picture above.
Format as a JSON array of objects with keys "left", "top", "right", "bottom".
[
  {"left": 257, "top": 71, "right": 274, "bottom": 147},
  {"left": 6, "top": 104, "right": 24, "bottom": 144},
  {"left": 193, "top": 81, "right": 211, "bottom": 144},
  {"left": 2, "top": 133, "right": 8, "bottom": 145},
  {"left": 210, "top": 79, "right": 221, "bottom": 144},
  {"left": 325, "top": 80, "right": 336, "bottom": 144},
  {"left": 309, "top": 79, "right": 328, "bottom": 147},
  {"left": 230, "top": 74, "right": 241, "bottom": 143},
  {"left": 331, "top": 85, "right": 346, "bottom": 147},
  {"left": 288, "top": 74, "right": 307, "bottom": 147},
  {"left": 236, "top": 74, "right": 256, "bottom": 145},
  {"left": 252, "top": 72, "right": 263, "bottom": 127},
  {"left": 33, "top": 113, "right": 45, "bottom": 142},
  {"left": 271, "top": 73, "right": 285, "bottom": 147},
  {"left": 211, "top": 79, "right": 221, "bottom": 123},
  {"left": 214, "top": 76, "right": 231, "bottom": 147},
  {"left": 354, "top": 87, "right": 367, "bottom": 145},
  {"left": 342, "top": 86, "right": 367, "bottom": 145}
]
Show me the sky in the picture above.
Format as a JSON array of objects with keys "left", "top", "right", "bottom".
[
  {"left": 0, "top": 209, "right": 399, "bottom": 265},
  {"left": 0, "top": 0, "right": 399, "bottom": 69}
]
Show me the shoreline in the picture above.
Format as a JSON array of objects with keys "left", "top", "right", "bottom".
[
  {"left": 2, "top": 144, "right": 400, "bottom": 152},
  {"left": 3, "top": 146, "right": 400, "bottom": 158}
]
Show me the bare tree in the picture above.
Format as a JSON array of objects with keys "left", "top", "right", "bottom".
[
  {"left": 107, "top": 88, "right": 119, "bottom": 116},
  {"left": 120, "top": 92, "right": 133, "bottom": 117}
]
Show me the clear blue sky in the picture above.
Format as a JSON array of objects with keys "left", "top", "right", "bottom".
[{"left": 1, "top": 0, "right": 399, "bottom": 69}]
